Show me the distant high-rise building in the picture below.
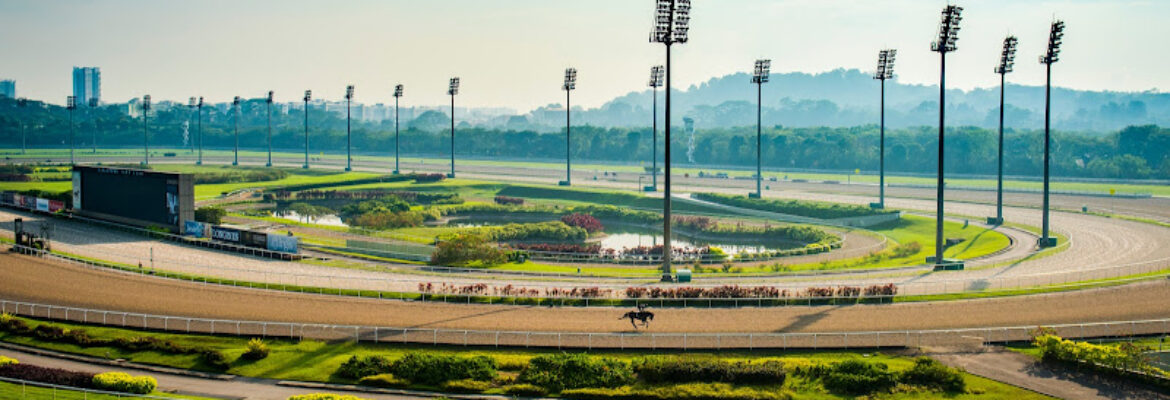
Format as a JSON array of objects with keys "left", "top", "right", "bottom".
[
  {"left": 0, "top": 80, "right": 14, "bottom": 98},
  {"left": 72, "top": 67, "right": 101, "bottom": 106}
]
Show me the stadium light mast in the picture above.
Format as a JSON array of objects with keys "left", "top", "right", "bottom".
[
  {"left": 1039, "top": 20, "right": 1064, "bottom": 248},
  {"left": 988, "top": 36, "right": 1017, "bottom": 225},
  {"left": 88, "top": 98, "right": 99, "bottom": 153},
  {"left": 929, "top": 4, "right": 962, "bottom": 268},
  {"left": 750, "top": 59, "right": 770, "bottom": 199},
  {"left": 232, "top": 96, "right": 241, "bottom": 166},
  {"left": 393, "top": 84, "right": 403, "bottom": 174},
  {"left": 303, "top": 90, "right": 311, "bottom": 169},
  {"left": 17, "top": 98, "right": 27, "bottom": 154},
  {"left": 195, "top": 97, "right": 204, "bottom": 165},
  {"left": 650, "top": 0, "right": 691, "bottom": 280},
  {"left": 266, "top": 90, "right": 274, "bottom": 167},
  {"left": 187, "top": 97, "right": 196, "bottom": 156},
  {"left": 448, "top": 77, "right": 460, "bottom": 178},
  {"left": 561, "top": 68, "right": 577, "bottom": 186},
  {"left": 648, "top": 65, "right": 664, "bottom": 192},
  {"left": 142, "top": 95, "right": 151, "bottom": 166},
  {"left": 872, "top": 49, "right": 896, "bottom": 209},
  {"left": 345, "top": 85, "right": 355, "bottom": 171},
  {"left": 66, "top": 96, "right": 76, "bottom": 165}
]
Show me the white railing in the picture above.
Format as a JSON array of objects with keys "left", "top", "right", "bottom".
[
  {"left": 2, "top": 298, "right": 1168, "bottom": 350},
  {"left": 0, "top": 376, "right": 184, "bottom": 399}
]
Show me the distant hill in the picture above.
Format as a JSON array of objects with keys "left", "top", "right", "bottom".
[{"left": 530, "top": 69, "right": 1168, "bottom": 132}]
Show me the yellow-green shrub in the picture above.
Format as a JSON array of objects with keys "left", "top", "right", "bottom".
[
  {"left": 0, "top": 355, "right": 17, "bottom": 367},
  {"left": 92, "top": 372, "right": 157, "bottom": 394},
  {"left": 287, "top": 395, "right": 371, "bottom": 400},
  {"left": 357, "top": 373, "right": 410, "bottom": 388}
]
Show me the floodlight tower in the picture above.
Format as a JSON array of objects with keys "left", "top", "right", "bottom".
[
  {"left": 196, "top": 97, "right": 204, "bottom": 165},
  {"left": 929, "top": 4, "right": 963, "bottom": 267},
  {"left": 448, "top": 77, "right": 460, "bottom": 178},
  {"left": 872, "top": 49, "right": 896, "bottom": 209},
  {"left": 266, "top": 90, "right": 274, "bottom": 167},
  {"left": 344, "top": 85, "right": 355, "bottom": 171},
  {"left": 393, "top": 84, "right": 404, "bottom": 174},
  {"left": 988, "top": 36, "right": 1017, "bottom": 225},
  {"left": 750, "top": 59, "right": 770, "bottom": 199},
  {"left": 648, "top": 65, "right": 664, "bottom": 192},
  {"left": 232, "top": 96, "right": 242, "bottom": 166},
  {"left": 66, "top": 96, "right": 76, "bottom": 165},
  {"left": 17, "top": 98, "right": 27, "bottom": 154},
  {"left": 303, "top": 90, "right": 311, "bottom": 169},
  {"left": 561, "top": 68, "right": 578, "bottom": 186},
  {"left": 142, "top": 95, "right": 151, "bottom": 166},
  {"left": 650, "top": 0, "right": 691, "bottom": 280},
  {"left": 187, "top": 97, "right": 196, "bottom": 155},
  {"left": 88, "top": 98, "right": 99, "bottom": 153},
  {"left": 1039, "top": 20, "right": 1064, "bottom": 248}
]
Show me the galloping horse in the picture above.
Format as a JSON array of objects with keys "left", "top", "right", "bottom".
[{"left": 620, "top": 304, "right": 654, "bottom": 329}]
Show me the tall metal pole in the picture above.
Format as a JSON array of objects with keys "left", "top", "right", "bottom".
[
  {"left": 652, "top": 86, "right": 658, "bottom": 191},
  {"left": 565, "top": 88, "right": 572, "bottom": 185},
  {"left": 449, "top": 93, "right": 456, "bottom": 178},
  {"left": 755, "top": 79, "right": 762, "bottom": 198},
  {"left": 232, "top": 98, "right": 240, "bottom": 166},
  {"left": 266, "top": 92, "right": 273, "bottom": 167},
  {"left": 143, "top": 96, "right": 150, "bottom": 166},
  {"left": 934, "top": 49, "right": 946, "bottom": 265},
  {"left": 196, "top": 99, "right": 203, "bottom": 165},
  {"left": 303, "top": 90, "right": 310, "bottom": 169},
  {"left": 996, "top": 72, "right": 1006, "bottom": 223},
  {"left": 345, "top": 89, "right": 352, "bottom": 172},
  {"left": 394, "top": 93, "right": 400, "bottom": 174},
  {"left": 879, "top": 78, "right": 886, "bottom": 208},
  {"left": 67, "top": 98, "right": 75, "bottom": 165},
  {"left": 1042, "top": 61, "right": 1052, "bottom": 245},
  {"left": 663, "top": 39, "right": 673, "bottom": 278}
]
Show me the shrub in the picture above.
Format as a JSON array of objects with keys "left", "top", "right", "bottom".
[
  {"left": 358, "top": 373, "right": 410, "bottom": 388},
  {"left": 445, "top": 221, "right": 587, "bottom": 243},
  {"left": 390, "top": 353, "right": 497, "bottom": 385},
  {"left": 636, "top": 358, "right": 786, "bottom": 385},
  {"left": 503, "top": 383, "right": 548, "bottom": 397},
  {"left": 693, "top": 193, "right": 894, "bottom": 219},
  {"left": 338, "top": 355, "right": 394, "bottom": 380},
  {"left": 900, "top": 357, "right": 965, "bottom": 392},
  {"left": 287, "top": 395, "right": 371, "bottom": 400},
  {"left": 519, "top": 353, "right": 633, "bottom": 392},
  {"left": 494, "top": 195, "right": 525, "bottom": 206},
  {"left": 561, "top": 383, "right": 793, "bottom": 400},
  {"left": 442, "top": 379, "right": 493, "bottom": 393},
  {"left": 0, "top": 356, "right": 16, "bottom": 367},
  {"left": 891, "top": 241, "right": 922, "bottom": 258},
  {"left": 410, "top": 173, "right": 446, "bottom": 183},
  {"left": 430, "top": 233, "right": 508, "bottom": 267},
  {"left": 92, "top": 372, "right": 158, "bottom": 394},
  {"left": 200, "top": 349, "right": 230, "bottom": 370},
  {"left": 194, "top": 206, "right": 227, "bottom": 224},
  {"left": 561, "top": 213, "right": 604, "bottom": 233},
  {"left": 821, "top": 359, "right": 897, "bottom": 395},
  {"left": 0, "top": 363, "right": 95, "bottom": 389},
  {"left": 1033, "top": 333, "right": 1163, "bottom": 375},
  {"left": 242, "top": 338, "right": 269, "bottom": 360}
]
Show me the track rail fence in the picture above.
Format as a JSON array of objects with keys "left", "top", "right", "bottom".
[{"left": 2, "top": 299, "right": 1169, "bottom": 350}]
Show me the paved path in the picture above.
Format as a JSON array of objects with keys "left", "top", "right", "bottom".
[
  {"left": 0, "top": 346, "right": 427, "bottom": 400},
  {"left": 931, "top": 347, "right": 1169, "bottom": 400}
]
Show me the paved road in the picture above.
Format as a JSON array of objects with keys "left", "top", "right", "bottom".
[
  {"left": 932, "top": 347, "right": 1170, "bottom": 400},
  {"left": 0, "top": 346, "right": 423, "bottom": 400}
]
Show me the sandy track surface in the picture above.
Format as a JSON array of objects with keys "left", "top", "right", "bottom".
[{"left": 3, "top": 253, "right": 1170, "bottom": 334}]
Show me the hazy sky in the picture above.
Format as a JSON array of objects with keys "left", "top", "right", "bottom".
[{"left": 0, "top": 0, "right": 1165, "bottom": 110}]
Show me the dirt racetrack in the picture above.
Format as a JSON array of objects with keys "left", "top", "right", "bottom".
[{"left": 3, "top": 252, "right": 1170, "bottom": 334}]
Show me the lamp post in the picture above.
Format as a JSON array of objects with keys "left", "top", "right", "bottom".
[
  {"left": 303, "top": 90, "right": 311, "bottom": 169},
  {"left": 989, "top": 36, "right": 1017, "bottom": 225},
  {"left": 195, "top": 97, "right": 204, "bottom": 165},
  {"left": 750, "top": 59, "right": 770, "bottom": 199},
  {"left": 17, "top": 98, "right": 26, "bottom": 154},
  {"left": 929, "top": 4, "right": 963, "bottom": 267},
  {"left": 232, "top": 96, "right": 241, "bottom": 166},
  {"left": 345, "top": 85, "right": 354, "bottom": 171},
  {"left": 88, "top": 98, "right": 99, "bottom": 153},
  {"left": 1039, "top": 20, "right": 1065, "bottom": 248},
  {"left": 142, "top": 95, "right": 151, "bottom": 166},
  {"left": 448, "top": 77, "right": 460, "bottom": 178},
  {"left": 393, "top": 84, "right": 403, "bottom": 174},
  {"left": 266, "top": 90, "right": 274, "bottom": 167},
  {"left": 647, "top": 65, "right": 664, "bottom": 192},
  {"left": 66, "top": 96, "right": 75, "bottom": 165},
  {"left": 561, "top": 68, "right": 577, "bottom": 186},
  {"left": 650, "top": 0, "right": 691, "bottom": 280},
  {"left": 187, "top": 97, "right": 196, "bottom": 157},
  {"left": 872, "top": 49, "right": 896, "bottom": 209}
]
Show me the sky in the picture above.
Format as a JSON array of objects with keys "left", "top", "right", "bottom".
[{"left": 0, "top": 0, "right": 1165, "bottom": 111}]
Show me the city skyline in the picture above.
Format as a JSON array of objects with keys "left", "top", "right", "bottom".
[{"left": 0, "top": 0, "right": 1166, "bottom": 111}]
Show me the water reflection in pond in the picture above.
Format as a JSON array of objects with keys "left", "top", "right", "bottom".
[
  {"left": 274, "top": 210, "right": 347, "bottom": 227},
  {"left": 598, "top": 226, "right": 798, "bottom": 255}
]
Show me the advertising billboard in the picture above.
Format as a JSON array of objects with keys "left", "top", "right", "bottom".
[
  {"left": 267, "top": 234, "right": 299, "bottom": 253},
  {"left": 184, "top": 220, "right": 206, "bottom": 238},
  {"left": 72, "top": 166, "right": 194, "bottom": 232},
  {"left": 210, "top": 226, "right": 241, "bottom": 243}
]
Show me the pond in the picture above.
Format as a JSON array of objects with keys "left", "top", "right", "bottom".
[
  {"left": 273, "top": 210, "right": 348, "bottom": 227},
  {"left": 595, "top": 224, "right": 802, "bottom": 255}
]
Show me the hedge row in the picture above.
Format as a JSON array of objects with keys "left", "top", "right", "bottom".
[
  {"left": 636, "top": 358, "right": 785, "bottom": 385},
  {"left": 338, "top": 353, "right": 497, "bottom": 385},
  {"left": 693, "top": 192, "right": 895, "bottom": 219},
  {"left": 561, "top": 383, "right": 795, "bottom": 400}
]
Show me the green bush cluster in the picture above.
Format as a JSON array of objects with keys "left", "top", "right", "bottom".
[
  {"left": 0, "top": 317, "right": 231, "bottom": 370},
  {"left": 242, "top": 338, "right": 269, "bottom": 361},
  {"left": 442, "top": 221, "right": 587, "bottom": 243},
  {"left": 636, "top": 358, "right": 786, "bottom": 385},
  {"left": 357, "top": 373, "right": 410, "bottom": 388},
  {"left": 503, "top": 383, "right": 549, "bottom": 397},
  {"left": 92, "top": 372, "right": 157, "bottom": 394},
  {"left": 519, "top": 353, "right": 633, "bottom": 392},
  {"left": 194, "top": 206, "right": 227, "bottom": 224},
  {"left": 1034, "top": 333, "right": 1166, "bottom": 375},
  {"left": 430, "top": 233, "right": 508, "bottom": 267},
  {"left": 693, "top": 193, "right": 895, "bottom": 219},
  {"left": 339, "top": 198, "right": 411, "bottom": 218},
  {"left": 391, "top": 353, "right": 497, "bottom": 385},
  {"left": 900, "top": 357, "right": 966, "bottom": 392},
  {"left": 793, "top": 358, "right": 966, "bottom": 396},
  {"left": 192, "top": 168, "right": 288, "bottom": 184},
  {"left": 819, "top": 359, "right": 897, "bottom": 395},
  {"left": 0, "top": 355, "right": 17, "bottom": 367},
  {"left": 337, "top": 355, "right": 394, "bottom": 380},
  {"left": 561, "top": 383, "right": 794, "bottom": 400},
  {"left": 442, "top": 379, "right": 493, "bottom": 393},
  {"left": 287, "top": 394, "right": 371, "bottom": 400}
]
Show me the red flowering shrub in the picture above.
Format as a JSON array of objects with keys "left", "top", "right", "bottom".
[{"left": 560, "top": 213, "right": 604, "bottom": 233}]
